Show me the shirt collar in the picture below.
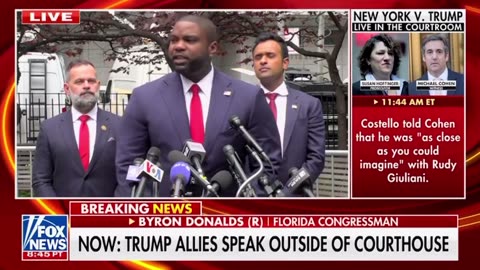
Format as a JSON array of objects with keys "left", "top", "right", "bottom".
[
  {"left": 260, "top": 81, "right": 289, "bottom": 96},
  {"left": 427, "top": 68, "right": 448, "bottom": 81},
  {"left": 71, "top": 104, "right": 97, "bottom": 122},
  {"left": 180, "top": 64, "right": 215, "bottom": 96}
]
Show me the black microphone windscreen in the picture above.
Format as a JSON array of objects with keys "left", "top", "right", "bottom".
[
  {"left": 168, "top": 150, "right": 190, "bottom": 164},
  {"left": 288, "top": 167, "right": 299, "bottom": 178},
  {"left": 147, "top": 146, "right": 161, "bottom": 163},
  {"left": 229, "top": 115, "right": 242, "bottom": 128},
  {"left": 133, "top": 158, "right": 144, "bottom": 166},
  {"left": 211, "top": 170, "right": 234, "bottom": 192},
  {"left": 223, "top": 145, "right": 235, "bottom": 155}
]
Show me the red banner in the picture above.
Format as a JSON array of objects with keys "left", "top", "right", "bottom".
[{"left": 21, "top": 10, "right": 80, "bottom": 24}]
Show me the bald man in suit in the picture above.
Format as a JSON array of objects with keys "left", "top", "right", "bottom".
[{"left": 115, "top": 15, "right": 281, "bottom": 197}]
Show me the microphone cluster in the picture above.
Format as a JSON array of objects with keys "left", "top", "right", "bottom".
[
  {"left": 126, "top": 146, "right": 164, "bottom": 197},
  {"left": 126, "top": 115, "right": 316, "bottom": 198}
]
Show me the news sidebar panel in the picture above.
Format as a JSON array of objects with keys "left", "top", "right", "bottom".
[
  {"left": 351, "top": 9, "right": 465, "bottom": 199},
  {"left": 3, "top": 3, "right": 480, "bottom": 270}
]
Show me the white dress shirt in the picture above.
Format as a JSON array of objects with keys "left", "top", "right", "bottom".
[
  {"left": 428, "top": 68, "right": 448, "bottom": 96},
  {"left": 181, "top": 66, "right": 214, "bottom": 129},
  {"left": 71, "top": 105, "right": 97, "bottom": 162},
  {"left": 261, "top": 82, "right": 288, "bottom": 156}
]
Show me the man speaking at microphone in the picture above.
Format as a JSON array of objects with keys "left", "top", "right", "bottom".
[
  {"left": 252, "top": 32, "right": 326, "bottom": 191},
  {"left": 115, "top": 15, "right": 281, "bottom": 197}
]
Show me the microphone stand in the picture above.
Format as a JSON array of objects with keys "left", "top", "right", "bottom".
[
  {"left": 152, "top": 181, "right": 158, "bottom": 197},
  {"left": 151, "top": 161, "right": 161, "bottom": 197},
  {"left": 134, "top": 177, "right": 148, "bottom": 197},
  {"left": 131, "top": 185, "right": 137, "bottom": 197},
  {"left": 236, "top": 145, "right": 263, "bottom": 198}
]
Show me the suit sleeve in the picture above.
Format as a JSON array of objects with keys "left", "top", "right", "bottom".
[
  {"left": 455, "top": 72, "right": 465, "bottom": 95},
  {"left": 408, "top": 80, "right": 416, "bottom": 95},
  {"left": 352, "top": 81, "right": 361, "bottom": 95},
  {"left": 115, "top": 90, "right": 150, "bottom": 197},
  {"left": 32, "top": 123, "right": 57, "bottom": 197},
  {"left": 247, "top": 89, "right": 282, "bottom": 180},
  {"left": 302, "top": 98, "right": 326, "bottom": 182},
  {"left": 401, "top": 81, "right": 409, "bottom": 96}
]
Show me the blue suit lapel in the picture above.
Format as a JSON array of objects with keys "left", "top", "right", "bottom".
[
  {"left": 204, "top": 70, "right": 234, "bottom": 153},
  {"left": 162, "top": 73, "right": 191, "bottom": 145},
  {"left": 419, "top": 73, "right": 429, "bottom": 96},
  {"left": 283, "top": 89, "right": 299, "bottom": 153},
  {"left": 447, "top": 69, "right": 456, "bottom": 96},
  {"left": 60, "top": 111, "right": 84, "bottom": 174},
  {"left": 87, "top": 110, "right": 108, "bottom": 174}
]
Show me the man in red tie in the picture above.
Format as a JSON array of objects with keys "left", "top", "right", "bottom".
[
  {"left": 32, "top": 60, "right": 120, "bottom": 197},
  {"left": 252, "top": 32, "right": 326, "bottom": 193},
  {"left": 115, "top": 15, "right": 282, "bottom": 197}
]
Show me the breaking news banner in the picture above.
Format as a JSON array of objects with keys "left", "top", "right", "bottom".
[
  {"left": 40, "top": 201, "right": 460, "bottom": 261},
  {"left": 351, "top": 9, "right": 465, "bottom": 198}
]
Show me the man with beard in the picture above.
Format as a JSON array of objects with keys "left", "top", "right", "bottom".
[
  {"left": 115, "top": 15, "right": 281, "bottom": 197},
  {"left": 32, "top": 60, "right": 120, "bottom": 197}
]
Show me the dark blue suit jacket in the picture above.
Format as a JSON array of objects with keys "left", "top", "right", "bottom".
[
  {"left": 408, "top": 69, "right": 464, "bottom": 95},
  {"left": 115, "top": 69, "right": 282, "bottom": 197},
  {"left": 32, "top": 109, "right": 120, "bottom": 197},
  {"left": 277, "top": 87, "right": 326, "bottom": 186}
]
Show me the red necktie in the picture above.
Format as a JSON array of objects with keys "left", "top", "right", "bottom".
[
  {"left": 265, "top": 93, "right": 278, "bottom": 120},
  {"left": 79, "top": 114, "right": 90, "bottom": 171},
  {"left": 190, "top": 84, "right": 205, "bottom": 144}
]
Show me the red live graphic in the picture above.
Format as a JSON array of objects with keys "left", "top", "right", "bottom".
[{"left": 22, "top": 10, "right": 80, "bottom": 24}]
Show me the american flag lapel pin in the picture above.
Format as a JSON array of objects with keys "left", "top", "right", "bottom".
[{"left": 292, "top": 104, "right": 298, "bottom": 110}]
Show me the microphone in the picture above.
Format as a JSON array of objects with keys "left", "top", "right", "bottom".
[
  {"left": 206, "top": 170, "right": 234, "bottom": 197},
  {"left": 168, "top": 150, "right": 219, "bottom": 197},
  {"left": 257, "top": 174, "right": 286, "bottom": 197},
  {"left": 285, "top": 167, "right": 315, "bottom": 197},
  {"left": 152, "top": 161, "right": 162, "bottom": 197},
  {"left": 229, "top": 115, "right": 270, "bottom": 163},
  {"left": 128, "top": 158, "right": 144, "bottom": 197},
  {"left": 134, "top": 147, "right": 163, "bottom": 197},
  {"left": 223, "top": 145, "right": 256, "bottom": 197},
  {"left": 182, "top": 140, "right": 206, "bottom": 176},
  {"left": 223, "top": 145, "right": 248, "bottom": 183},
  {"left": 170, "top": 162, "right": 191, "bottom": 198}
]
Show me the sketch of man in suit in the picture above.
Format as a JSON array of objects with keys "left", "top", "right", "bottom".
[
  {"left": 32, "top": 60, "right": 120, "bottom": 197},
  {"left": 115, "top": 15, "right": 282, "bottom": 197},
  {"left": 409, "top": 34, "right": 464, "bottom": 96},
  {"left": 252, "top": 32, "right": 325, "bottom": 192}
]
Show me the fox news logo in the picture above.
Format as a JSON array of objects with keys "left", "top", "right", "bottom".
[{"left": 22, "top": 215, "right": 68, "bottom": 253}]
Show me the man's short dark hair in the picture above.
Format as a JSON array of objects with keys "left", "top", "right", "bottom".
[
  {"left": 66, "top": 59, "right": 96, "bottom": 81},
  {"left": 358, "top": 34, "right": 401, "bottom": 77},
  {"left": 176, "top": 15, "right": 218, "bottom": 43},
  {"left": 253, "top": 32, "right": 289, "bottom": 59},
  {"left": 421, "top": 34, "right": 449, "bottom": 55}
]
